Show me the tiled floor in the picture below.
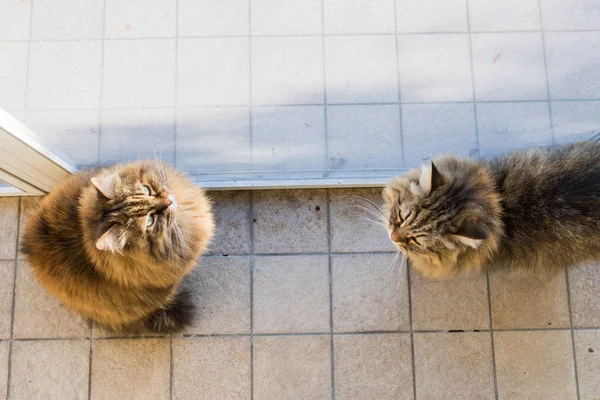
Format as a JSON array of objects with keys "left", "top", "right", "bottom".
[
  {"left": 1, "top": 190, "right": 599, "bottom": 399},
  {"left": 1, "top": 0, "right": 600, "bottom": 186}
]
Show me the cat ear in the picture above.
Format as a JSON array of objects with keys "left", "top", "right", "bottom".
[
  {"left": 452, "top": 217, "right": 487, "bottom": 249},
  {"left": 91, "top": 173, "right": 117, "bottom": 199},
  {"left": 419, "top": 162, "right": 444, "bottom": 196},
  {"left": 96, "top": 225, "right": 127, "bottom": 253}
]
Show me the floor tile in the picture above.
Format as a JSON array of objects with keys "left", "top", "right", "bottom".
[
  {"left": 177, "top": 38, "right": 249, "bottom": 106},
  {"left": 552, "top": 100, "right": 600, "bottom": 144},
  {"left": 253, "top": 335, "right": 331, "bottom": 400},
  {"left": 252, "top": 106, "right": 326, "bottom": 171},
  {"left": 324, "top": 0, "right": 395, "bottom": 34},
  {"left": 568, "top": 263, "right": 600, "bottom": 328},
  {"left": 0, "top": 198, "right": 18, "bottom": 260},
  {"left": 183, "top": 256, "right": 250, "bottom": 335},
  {"left": 0, "top": 342, "right": 7, "bottom": 398},
  {"left": 13, "top": 261, "right": 91, "bottom": 339},
  {"left": 574, "top": 329, "right": 600, "bottom": 400},
  {"left": 494, "top": 331, "right": 577, "bottom": 399},
  {"left": 327, "top": 104, "right": 402, "bottom": 170},
  {"left": 477, "top": 102, "right": 552, "bottom": 158},
  {"left": 91, "top": 338, "right": 170, "bottom": 400},
  {"left": 28, "top": 41, "right": 102, "bottom": 110},
  {"left": 206, "top": 191, "right": 252, "bottom": 255},
  {"left": 546, "top": 32, "right": 600, "bottom": 100},
  {"left": 398, "top": 34, "right": 473, "bottom": 102},
  {"left": 414, "top": 332, "right": 495, "bottom": 400},
  {"left": 0, "top": 261, "right": 15, "bottom": 339},
  {"left": 0, "top": 0, "right": 30, "bottom": 40},
  {"left": 178, "top": 0, "right": 249, "bottom": 36},
  {"left": 100, "top": 108, "right": 175, "bottom": 164},
  {"left": 472, "top": 33, "right": 547, "bottom": 101},
  {"left": 251, "top": 0, "right": 321, "bottom": 35},
  {"left": 103, "top": 39, "right": 176, "bottom": 109},
  {"left": 105, "top": 0, "right": 176, "bottom": 39},
  {"left": 540, "top": 0, "right": 600, "bottom": 30},
  {"left": 251, "top": 37, "right": 324, "bottom": 105},
  {"left": 31, "top": 0, "right": 103, "bottom": 40},
  {"left": 469, "top": 0, "right": 541, "bottom": 31},
  {"left": 0, "top": 43, "right": 28, "bottom": 112},
  {"left": 402, "top": 103, "right": 478, "bottom": 167},
  {"left": 332, "top": 254, "right": 409, "bottom": 332},
  {"left": 176, "top": 107, "right": 250, "bottom": 173},
  {"left": 329, "top": 188, "right": 396, "bottom": 253},
  {"left": 324, "top": 36, "right": 398, "bottom": 104},
  {"left": 334, "top": 333, "right": 413, "bottom": 400},
  {"left": 490, "top": 269, "right": 570, "bottom": 329},
  {"left": 27, "top": 110, "right": 100, "bottom": 167},
  {"left": 396, "top": 0, "right": 467, "bottom": 33},
  {"left": 252, "top": 189, "right": 328, "bottom": 254},
  {"left": 254, "top": 255, "right": 329, "bottom": 334},
  {"left": 172, "top": 337, "right": 251, "bottom": 400},
  {"left": 10, "top": 340, "right": 90, "bottom": 400},
  {"left": 411, "top": 270, "right": 490, "bottom": 331}
]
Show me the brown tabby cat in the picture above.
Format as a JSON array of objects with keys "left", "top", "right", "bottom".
[
  {"left": 21, "top": 160, "right": 214, "bottom": 333},
  {"left": 383, "top": 141, "right": 600, "bottom": 279}
]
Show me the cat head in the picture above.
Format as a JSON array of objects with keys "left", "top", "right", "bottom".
[
  {"left": 87, "top": 161, "right": 200, "bottom": 261},
  {"left": 382, "top": 156, "right": 501, "bottom": 269}
]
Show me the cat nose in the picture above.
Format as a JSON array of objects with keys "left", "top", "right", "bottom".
[{"left": 391, "top": 230, "right": 406, "bottom": 243}]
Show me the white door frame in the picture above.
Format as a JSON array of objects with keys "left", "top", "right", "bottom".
[{"left": 0, "top": 108, "right": 76, "bottom": 197}]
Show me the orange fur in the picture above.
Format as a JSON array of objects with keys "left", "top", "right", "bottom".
[{"left": 21, "top": 161, "right": 214, "bottom": 332}]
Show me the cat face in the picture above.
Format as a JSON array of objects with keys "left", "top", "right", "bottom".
[
  {"left": 90, "top": 162, "right": 184, "bottom": 260},
  {"left": 382, "top": 160, "right": 490, "bottom": 263}
]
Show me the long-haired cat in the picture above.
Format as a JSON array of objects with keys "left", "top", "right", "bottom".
[
  {"left": 21, "top": 160, "right": 214, "bottom": 333},
  {"left": 383, "top": 141, "right": 600, "bottom": 279}
]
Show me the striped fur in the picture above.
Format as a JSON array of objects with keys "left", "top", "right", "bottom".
[
  {"left": 21, "top": 161, "right": 214, "bottom": 333},
  {"left": 384, "top": 141, "right": 600, "bottom": 278}
]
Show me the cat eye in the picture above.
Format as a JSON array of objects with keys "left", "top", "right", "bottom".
[
  {"left": 142, "top": 185, "right": 151, "bottom": 196},
  {"left": 146, "top": 214, "right": 155, "bottom": 227},
  {"left": 408, "top": 236, "right": 421, "bottom": 246}
]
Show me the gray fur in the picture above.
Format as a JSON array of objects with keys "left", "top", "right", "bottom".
[{"left": 383, "top": 141, "right": 600, "bottom": 278}]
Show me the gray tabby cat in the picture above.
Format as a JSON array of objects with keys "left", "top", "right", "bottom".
[{"left": 383, "top": 141, "right": 600, "bottom": 278}]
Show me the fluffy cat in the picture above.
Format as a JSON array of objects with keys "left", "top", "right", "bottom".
[
  {"left": 383, "top": 141, "right": 600, "bottom": 279},
  {"left": 21, "top": 160, "right": 214, "bottom": 333}
]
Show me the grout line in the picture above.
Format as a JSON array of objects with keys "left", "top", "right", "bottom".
[
  {"left": 169, "top": 337, "right": 174, "bottom": 400},
  {"left": 22, "top": 0, "right": 34, "bottom": 125},
  {"left": 321, "top": 0, "right": 330, "bottom": 175},
  {"left": 248, "top": 4, "right": 254, "bottom": 400},
  {"left": 170, "top": 3, "right": 179, "bottom": 398},
  {"left": 406, "top": 265, "right": 417, "bottom": 399},
  {"left": 205, "top": 251, "right": 399, "bottom": 257},
  {"left": 326, "top": 189, "right": 336, "bottom": 400},
  {"left": 486, "top": 272, "right": 499, "bottom": 400},
  {"left": 172, "top": 0, "right": 180, "bottom": 169},
  {"left": 249, "top": 193, "right": 255, "bottom": 397},
  {"left": 22, "top": 98, "right": 599, "bottom": 113},
  {"left": 392, "top": 0, "right": 406, "bottom": 166},
  {"left": 465, "top": 0, "right": 481, "bottom": 159},
  {"left": 87, "top": 337, "right": 94, "bottom": 400},
  {"left": 0, "top": 29, "right": 598, "bottom": 44},
  {"left": 97, "top": 0, "right": 108, "bottom": 164},
  {"left": 564, "top": 266, "right": 581, "bottom": 400},
  {"left": 537, "top": 0, "right": 556, "bottom": 145},
  {"left": 6, "top": 199, "right": 22, "bottom": 400},
  {"left": 0, "top": 326, "right": 596, "bottom": 343}
]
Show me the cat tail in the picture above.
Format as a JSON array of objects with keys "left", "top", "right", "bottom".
[{"left": 144, "top": 289, "right": 195, "bottom": 334}]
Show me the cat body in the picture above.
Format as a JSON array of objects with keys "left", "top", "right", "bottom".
[
  {"left": 21, "top": 161, "right": 214, "bottom": 333},
  {"left": 384, "top": 142, "right": 600, "bottom": 278}
]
